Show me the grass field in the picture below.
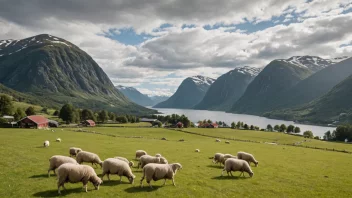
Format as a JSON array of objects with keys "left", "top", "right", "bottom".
[{"left": 0, "top": 127, "right": 351, "bottom": 197}]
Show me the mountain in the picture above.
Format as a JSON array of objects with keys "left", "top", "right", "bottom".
[
  {"left": 0, "top": 34, "right": 156, "bottom": 115},
  {"left": 150, "top": 96, "right": 169, "bottom": 106},
  {"left": 153, "top": 75, "right": 215, "bottom": 109},
  {"left": 116, "top": 85, "right": 154, "bottom": 106},
  {"left": 194, "top": 66, "right": 262, "bottom": 111},
  {"left": 265, "top": 57, "right": 352, "bottom": 112},
  {"left": 230, "top": 60, "right": 313, "bottom": 114},
  {"left": 277, "top": 56, "right": 337, "bottom": 73}
]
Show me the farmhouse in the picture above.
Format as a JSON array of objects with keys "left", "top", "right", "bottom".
[
  {"left": 83, "top": 120, "right": 96, "bottom": 127},
  {"left": 176, "top": 122, "right": 184, "bottom": 128},
  {"left": 18, "top": 115, "right": 49, "bottom": 129}
]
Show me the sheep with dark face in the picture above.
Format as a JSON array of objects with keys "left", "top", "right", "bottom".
[{"left": 140, "top": 163, "right": 182, "bottom": 188}]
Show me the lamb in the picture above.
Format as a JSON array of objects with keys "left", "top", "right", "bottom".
[
  {"left": 221, "top": 158, "right": 254, "bottom": 177},
  {"left": 155, "top": 153, "right": 162, "bottom": 157},
  {"left": 48, "top": 155, "right": 78, "bottom": 177},
  {"left": 195, "top": 149, "right": 200, "bottom": 152},
  {"left": 237, "top": 151, "right": 259, "bottom": 167},
  {"left": 135, "top": 150, "right": 147, "bottom": 159},
  {"left": 216, "top": 139, "right": 221, "bottom": 142},
  {"left": 43, "top": 140, "right": 50, "bottom": 147},
  {"left": 57, "top": 163, "right": 102, "bottom": 194},
  {"left": 69, "top": 147, "right": 82, "bottom": 157},
  {"left": 102, "top": 158, "right": 135, "bottom": 183},
  {"left": 114, "top": 156, "right": 134, "bottom": 167},
  {"left": 76, "top": 151, "right": 103, "bottom": 168},
  {"left": 138, "top": 155, "right": 168, "bottom": 169},
  {"left": 56, "top": 138, "right": 61, "bottom": 142},
  {"left": 212, "top": 153, "right": 225, "bottom": 166},
  {"left": 140, "top": 163, "right": 182, "bottom": 188}
]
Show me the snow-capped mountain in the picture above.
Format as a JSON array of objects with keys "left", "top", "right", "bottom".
[
  {"left": 116, "top": 85, "right": 154, "bottom": 106},
  {"left": 154, "top": 75, "right": 215, "bottom": 109},
  {"left": 277, "top": 56, "right": 335, "bottom": 73},
  {"left": 194, "top": 66, "right": 261, "bottom": 111}
]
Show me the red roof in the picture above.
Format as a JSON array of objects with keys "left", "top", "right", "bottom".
[
  {"left": 26, "top": 115, "right": 49, "bottom": 124},
  {"left": 176, "top": 122, "right": 183, "bottom": 126},
  {"left": 211, "top": 123, "right": 219, "bottom": 127},
  {"left": 86, "top": 120, "right": 95, "bottom": 125}
]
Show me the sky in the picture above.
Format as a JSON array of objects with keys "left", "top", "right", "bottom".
[{"left": 0, "top": 0, "right": 352, "bottom": 96}]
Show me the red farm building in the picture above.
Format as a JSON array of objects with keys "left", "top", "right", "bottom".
[
  {"left": 18, "top": 115, "right": 49, "bottom": 129},
  {"left": 176, "top": 122, "right": 184, "bottom": 128},
  {"left": 83, "top": 120, "right": 96, "bottom": 127}
]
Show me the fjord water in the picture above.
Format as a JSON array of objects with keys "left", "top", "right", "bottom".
[{"left": 152, "top": 108, "right": 335, "bottom": 137}]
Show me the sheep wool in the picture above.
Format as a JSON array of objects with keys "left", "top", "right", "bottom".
[
  {"left": 48, "top": 155, "right": 78, "bottom": 177},
  {"left": 195, "top": 149, "right": 200, "bottom": 152},
  {"left": 237, "top": 151, "right": 259, "bottom": 167},
  {"left": 57, "top": 163, "right": 102, "bottom": 194},
  {"left": 216, "top": 139, "right": 221, "bottom": 142},
  {"left": 222, "top": 158, "right": 254, "bottom": 177},
  {"left": 140, "top": 163, "right": 182, "bottom": 188},
  {"left": 138, "top": 155, "right": 168, "bottom": 169},
  {"left": 69, "top": 147, "right": 82, "bottom": 157},
  {"left": 56, "top": 138, "right": 61, "bottom": 142},
  {"left": 213, "top": 153, "right": 225, "bottom": 166},
  {"left": 155, "top": 153, "right": 162, "bottom": 157},
  {"left": 135, "top": 150, "right": 147, "bottom": 159},
  {"left": 102, "top": 158, "right": 135, "bottom": 184},
  {"left": 76, "top": 151, "right": 103, "bottom": 168},
  {"left": 114, "top": 156, "right": 134, "bottom": 167},
  {"left": 43, "top": 140, "right": 50, "bottom": 147}
]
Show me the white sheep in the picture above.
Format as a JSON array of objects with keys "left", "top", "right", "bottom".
[
  {"left": 140, "top": 163, "right": 182, "bottom": 188},
  {"left": 114, "top": 156, "right": 134, "bottom": 167},
  {"left": 212, "top": 153, "right": 225, "bottom": 166},
  {"left": 223, "top": 154, "right": 237, "bottom": 160},
  {"left": 102, "top": 158, "right": 135, "bottom": 183},
  {"left": 48, "top": 155, "right": 78, "bottom": 177},
  {"left": 195, "top": 149, "right": 200, "bottom": 152},
  {"left": 225, "top": 141, "right": 230, "bottom": 144},
  {"left": 155, "top": 153, "right": 162, "bottom": 157},
  {"left": 216, "top": 139, "right": 221, "bottom": 142},
  {"left": 222, "top": 158, "right": 254, "bottom": 177},
  {"left": 135, "top": 150, "right": 147, "bottom": 159},
  {"left": 56, "top": 138, "right": 61, "bottom": 142},
  {"left": 69, "top": 147, "right": 82, "bottom": 157},
  {"left": 43, "top": 140, "right": 50, "bottom": 147},
  {"left": 76, "top": 151, "right": 103, "bottom": 168},
  {"left": 57, "top": 163, "right": 102, "bottom": 194},
  {"left": 138, "top": 155, "right": 168, "bottom": 169},
  {"left": 237, "top": 151, "right": 259, "bottom": 167}
]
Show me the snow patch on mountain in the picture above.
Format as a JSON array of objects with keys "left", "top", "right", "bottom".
[
  {"left": 190, "top": 75, "right": 215, "bottom": 86},
  {"left": 277, "top": 56, "right": 338, "bottom": 72},
  {"left": 233, "top": 66, "right": 262, "bottom": 76}
]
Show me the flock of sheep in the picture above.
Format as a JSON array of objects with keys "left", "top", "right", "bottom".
[{"left": 43, "top": 138, "right": 258, "bottom": 195}]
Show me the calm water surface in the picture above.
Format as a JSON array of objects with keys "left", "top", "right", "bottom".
[{"left": 151, "top": 107, "right": 335, "bottom": 137}]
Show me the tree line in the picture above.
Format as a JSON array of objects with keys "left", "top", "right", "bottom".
[
  {"left": 146, "top": 114, "right": 192, "bottom": 128},
  {"left": 324, "top": 125, "right": 352, "bottom": 142}
]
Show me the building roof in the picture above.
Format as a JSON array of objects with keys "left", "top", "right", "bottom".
[
  {"left": 86, "top": 120, "right": 95, "bottom": 125},
  {"left": 20, "top": 115, "right": 49, "bottom": 124},
  {"left": 211, "top": 123, "right": 219, "bottom": 127},
  {"left": 177, "top": 122, "right": 183, "bottom": 125},
  {"left": 140, "top": 118, "right": 157, "bottom": 122},
  {"left": 3, "top": 115, "right": 14, "bottom": 119}
]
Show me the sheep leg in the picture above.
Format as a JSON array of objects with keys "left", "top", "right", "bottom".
[
  {"left": 107, "top": 174, "right": 110, "bottom": 181},
  {"left": 230, "top": 171, "right": 233, "bottom": 177},
  {"left": 83, "top": 184, "right": 88, "bottom": 192},
  {"left": 48, "top": 169, "right": 51, "bottom": 177},
  {"left": 119, "top": 176, "right": 122, "bottom": 183},
  {"left": 147, "top": 181, "right": 153, "bottom": 189},
  {"left": 172, "top": 178, "right": 176, "bottom": 186},
  {"left": 221, "top": 169, "right": 225, "bottom": 176},
  {"left": 140, "top": 177, "right": 144, "bottom": 187},
  {"left": 163, "top": 179, "right": 167, "bottom": 186}
]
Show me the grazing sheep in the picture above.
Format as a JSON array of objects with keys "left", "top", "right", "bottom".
[
  {"left": 237, "top": 151, "right": 259, "bottom": 167},
  {"left": 76, "top": 151, "right": 103, "bottom": 168},
  {"left": 135, "top": 150, "right": 147, "bottom": 159},
  {"left": 138, "top": 155, "right": 168, "bottom": 169},
  {"left": 223, "top": 154, "right": 237, "bottom": 160},
  {"left": 57, "top": 163, "right": 102, "bottom": 194},
  {"left": 51, "top": 129, "right": 55, "bottom": 132},
  {"left": 216, "top": 139, "right": 221, "bottom": 142},
  {"left": 155, "top": 153, "right": 162, "bottom": 157},
  {"left": 222, "top": 158, "right": 254, "bottom": 177},
  {"left": 225, "top": 141, "right": 230, "bottom": 144},
  {"left": 48, "top": 155, "right": 78, "bottom": 177},
  {"left": 195, "top": 149, "right": 200, "bottom": 152},
  {"left": 69, "top": 147, "right": 82, "bottom": 157},
  {"left": 140, "top": 163, "right": 182, "bottom": 188},
  {"left": 43, "top": 140, "right": 50, "bottom": 147},
  {"left": 114, "top": 156, "right": 134, "bottom": 167},
  {"left": 56, "top": 138, "right": 61, "bottom": 142},
  {"left": 212, "top": 153, "right": 225, "bottom": 166},
  {"left": 102, "top": 158, "right": 135, "bottom": 183},
  {"left": 161, "top": 137, "right": 167, "bottom": 140},
  {"left": 179, "top": 139, "right": 185, "bottom": 142}
]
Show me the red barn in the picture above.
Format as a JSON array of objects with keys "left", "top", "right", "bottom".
[
  {"left": 176, "top": 122, "right": 184, "bottom": 128},
  {"left": 209, "top": 123, "right": 219, "bottom": 128},
  {"left": 83, "top": 120, "right": 96, "bottom": 127},
  {"left": 18, "top": 115, "right": 49, "bottom": 129}
]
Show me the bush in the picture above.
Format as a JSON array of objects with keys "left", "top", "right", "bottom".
[
  {"left": 25, "top": 106, "right": 36, "bottom": 116},
  {"left": 303, "top": 131, "right": 314, "bottom": 139},
  {"left": 314, "top": 136, "right": 320, "bottom": 140}
]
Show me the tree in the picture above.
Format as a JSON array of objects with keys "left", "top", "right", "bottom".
[
  {"left": 53, "top": 110, "right": 59, "bottom": 116},
  {"left": 13, "top": 108, "right": 26, "bottom": 121},
  {"left": 286, "top": 125, "right": 295, "bottom": 133},
  {"left": 59, "top": 104, "right": 75, "bottom": 124},
  {"left": 98, "top": 110, "right": 109, "bottom": 123},
  {"left": 136, "top": 117, "right": 140, "bottom": 123},
  {"left": 250, "top": 125, "right": 254, "bottom": 130},
  {"left": 274, "top": 125, "right": 280, "bottom": 131},
  {"left": 108, "top": 112, "right": 116, "bottom": 121},
  {"left": 153, "top": 121, "right": 162, "bottom": 127},
  {"left": 279, "top": 124, "right": 287, "bottom": 132},
  {"left": 219, "top": 121, "right": 223, "bottom": 125},
  {"left": 207, "top": 119, "right": 212, "bottom": 124},
  {"left": 74, "top": 109, "right": 81, "bottom": 123},
  {"left": 120, "top": 116, "right": 128, "bottom": 123},
  {"left": 314, "top": 136, "right": 320, "bottom": 140},
  {"left": 243, "top": 124, "right": 249, "bottom": 130},
  {"left": 266, "top": 124, "right": 273, "bottom": 131},
  {"left": 25, "top": 106, "right": 36, "bottom": 116},
  {"left": 236, "top": 121, "right": 241, "bottom": 129},
  {"left": 303, "top": 130, "right": 314, "bottom": 139},
  {"left": 0, "top": 94, "right": 14, "bottom": 116},
  {"left": 81, "top": 109, "right": 96, "bottom": 121},
  {"left": 231, "top": 122, "right": 236, "bottom": 129},
  {"left": 254, "top": 126, "right": 260, "bottom": 131},
  {"left": 324, "top": 130, "right": 332, "bottom": 140},
  {"left": 41, "top": 107, "right": 48, "bottom": 114},
  {"left": 294, "top": 127, "right": 301, "bottom": 134}
]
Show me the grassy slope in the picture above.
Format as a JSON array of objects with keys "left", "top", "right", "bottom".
[{"left": 0, "top": 127, "right": 352, "bottom": 197}]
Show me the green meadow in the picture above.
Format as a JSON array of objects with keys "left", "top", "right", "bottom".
[{"left": 0, "top": 126, "right": 351, "bottom": 197}]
